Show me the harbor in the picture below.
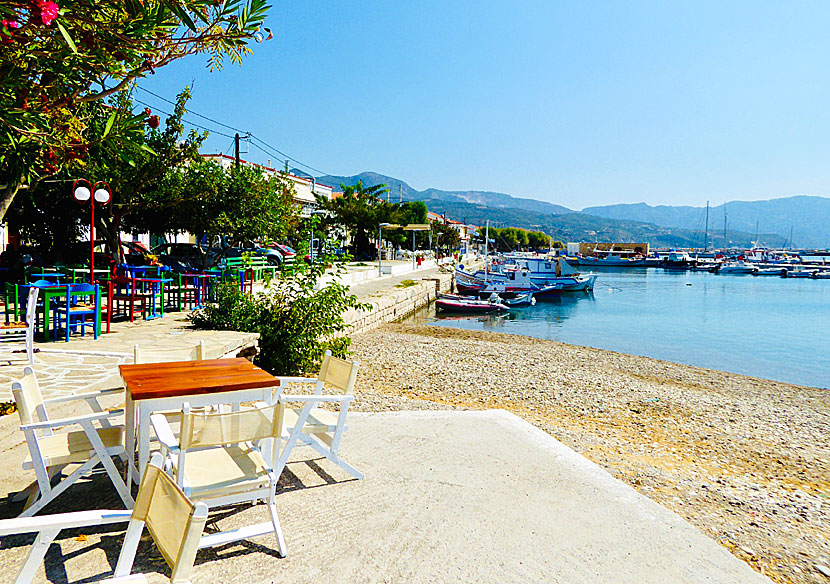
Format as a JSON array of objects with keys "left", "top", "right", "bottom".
[{"left": 431, "top": 258, "right": 830, "bottom": 389}]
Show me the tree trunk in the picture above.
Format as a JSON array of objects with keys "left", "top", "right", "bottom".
[{"left": 0, "top": 182, "right": 21, "bottom": 223}]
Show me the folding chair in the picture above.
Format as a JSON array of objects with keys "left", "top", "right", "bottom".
[
  {"left": 150, "top": 401, "right": 288, "bottom": 557},
  {"left": 272, "top": 350, "right": 363, "bottom": 480},
  {"left": 11, "top": 367, "right": 133, "bottom": 517},
  {"left": 133, "top": 340, "right": 206, "bottom": 364},
  {"left": 0, "top": 286, "right": 38, "bottom": 363},
  {"left": 0, "top": 453, "right": 208, "bottom": 584}
]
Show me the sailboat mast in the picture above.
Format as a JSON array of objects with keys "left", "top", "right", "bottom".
[
  {"left": 789, "top": 226, "right": 794, "bottom": 250},
  {"left": 754, "top": 221, "right": 759, "bottom": 248},
  {"left": 723, "top": 206, "right": 728, "bottom": 251},
  {"left": 484, "top": 220, "right": 489, "bottom": 283},
  {"left": 704, "top": 200, "right": 709, "bottom": 251}
]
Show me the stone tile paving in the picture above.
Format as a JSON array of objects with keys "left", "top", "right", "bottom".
[{"left": 0, "top": 312, "right": 258, "bottom": 401}]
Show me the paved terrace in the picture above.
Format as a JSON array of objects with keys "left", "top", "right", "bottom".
[{"left": 0, "top": 261, "right": 771, "bottom": 583}]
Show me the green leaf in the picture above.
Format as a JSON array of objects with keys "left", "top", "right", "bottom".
[
  {"left": 55, "top": 20, "right": 78, "bottom": 54},
  {"left": 102, "top": 111, "right": 117, "bottom": 138},
  {"left": 140, "top": 144, "right": 158, "bottom": 156}
]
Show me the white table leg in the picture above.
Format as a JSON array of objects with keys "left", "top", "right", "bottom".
[
  {"left": 125, "top": 394, "right": 138, "bottom": 486},
  {"left": 138, "top": 403, "right": 151, "bottom": 479}
]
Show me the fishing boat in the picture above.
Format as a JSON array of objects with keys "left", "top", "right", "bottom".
[
  {"left": 435, "top": 293, "right": 508, "bottom": 314},
  {"left": 716, "top": 261, "right": 757, "bottom": 274},
  {"left": 785, "top": 268, "right": 818, "bottom": 278},
  {"left": 576, "top": 250, "right": 646, "bottom": 267},
  {"left": 660, "top": 250, "right": 697, "bottom": 270},
  {"left": 812, "top": 271, "right": 830, "bottom": 279},
  {"left": 503, "top": 292, "right": 536, "bottom": 306},
  {"left": 457, "top": 257, "right": 597, "bottom": 294},
  {"left": 753, "top": 267, "right": 787, "bottom": 276}
]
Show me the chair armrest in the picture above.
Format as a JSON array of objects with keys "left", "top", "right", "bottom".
[
  {"left": 43, "top": 387, "right": 124, "bottom": 405},
  {"left": 149, "top": 413, "right": 180, "bottom": 454},
  {"left": 274, "top": 376, "right": 318, "bottom": 385},
  {"left": 279, "top": 394, "right": 354, "bottom": 404},
  {"left": 20, "top": 409, "right": 124, "bottom": 432}
]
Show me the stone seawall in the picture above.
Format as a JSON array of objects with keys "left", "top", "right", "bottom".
[{"left": 344, "top": 272, "right": 454, "bottom": 335}]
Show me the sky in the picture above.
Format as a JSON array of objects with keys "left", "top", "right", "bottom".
[{"left": 138, "top": 1, "right": 830, "bottom": 210}]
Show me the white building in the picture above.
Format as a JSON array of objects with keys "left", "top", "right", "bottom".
[{"left": 201, "top": 154, "right": 333, "bottom": 216}]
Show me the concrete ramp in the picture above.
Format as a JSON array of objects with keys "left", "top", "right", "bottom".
[{"left": 226, "top": 410, "right": 771, "bottom": 584}]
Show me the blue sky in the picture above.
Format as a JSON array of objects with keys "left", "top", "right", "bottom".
[{"left": 138, "top": 1, "right": 830, "bottom": 210}]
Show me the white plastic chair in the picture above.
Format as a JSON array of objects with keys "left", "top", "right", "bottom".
[
  {"left": 11, "top": 367, "right": 133, "bottom": 517},
  {"left": 0, "top": 286, "right": 39, "bottom": 363},
  {"left": 272, "top": 350, "right": 363, "bottom": 480},
  {"left": 0, "top": 453, "right": 208, "bottom": 584},
  {"left": 133, "top": 340, "right": 206, "bottom": 364},
  {"left": 150, "top": 401, "right": 288, "bottom": 557}
]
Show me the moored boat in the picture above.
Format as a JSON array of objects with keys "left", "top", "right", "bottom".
[
  {"left": 503, "top": 292, "right": 536, "bottom": 306},
  {"left": 716, "top": 261, "right": 757, "bottom": 274},
  {"left": 435, "top": 293, "right": 508, "bottom": 314},
  {"left": 660, "top": 250, "right": 697, "bottom": 270}
]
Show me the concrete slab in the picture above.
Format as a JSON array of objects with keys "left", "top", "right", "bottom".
[{"left": 0, "top": 410, "right": 770, "bottom": 583}]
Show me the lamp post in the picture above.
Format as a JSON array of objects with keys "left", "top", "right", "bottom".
[
  {"left": 377, "top": 223, "right": 399, "bottom": 276},
  {"left": 73, "top": 179, "right": 112, "bottom": 283}
]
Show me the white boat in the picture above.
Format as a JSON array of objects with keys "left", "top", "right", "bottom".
[
  {"left": 716, "top": 261, "right": 757, "bottom": 274},
  {"left": 461, "top": 257, "right": 597, "bottom": 293},
  {"left": 503, "top": 292, "right": 536, "bottom": 306},
  {"left": 753, "top": 267, "right": 786, "bottom": 276},
  {"left": 576, "top": 250, "right": 646, "bottom": 267},
  {"left": 785, "top": 269, "right": 817, "bottom": 278},
  {"left": 660, "top": 250, "right": 697, "bottom": 270}
]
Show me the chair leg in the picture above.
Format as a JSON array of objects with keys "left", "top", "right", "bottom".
[{"left": 267, "top": 498, "right": 287, "bottom": 558}]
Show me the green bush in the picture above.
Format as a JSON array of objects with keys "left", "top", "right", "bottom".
[{"left": 191, "top": 267, "right": 369, "bottom": 375}]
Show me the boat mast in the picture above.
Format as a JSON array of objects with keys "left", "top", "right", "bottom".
[
  {"left": 484, "top": 219, "right": 489, "bottom": 283},
  {"left": 754, "top": 221, "right": 759, "bottom": 248},
  {"left": 789, "top": 226, "right": 794, "bottom": 250},
  {"left": 704, "top": 200, "right": 709, "bottom": 252},
  {"left": 723, "top": 205, "right": 728, "bottom": 251}
]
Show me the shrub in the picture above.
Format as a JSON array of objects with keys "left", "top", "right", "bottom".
[{"left": 191, "top": 265, "right": 369, "bottom": 375}]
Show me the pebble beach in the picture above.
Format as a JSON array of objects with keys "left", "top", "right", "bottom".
[{"left": 349, "top": 323, "right": 830, "bottom": 584}]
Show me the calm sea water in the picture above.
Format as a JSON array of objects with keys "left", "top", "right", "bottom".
[{"left": 415, "top": 268, "right": 830, "bottom": 389}]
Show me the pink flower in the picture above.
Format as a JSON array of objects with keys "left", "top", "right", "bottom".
[
  {"left": 31, "top": 0, "right": 59, "bottom": 26},
  {"left": 0, "top": 19, "right": 19, "bottom": 43}
]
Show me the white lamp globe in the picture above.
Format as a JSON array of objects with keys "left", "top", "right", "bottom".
[
  {"left": 73, "top": 186, "right": 91, "bottom": 202},
  {"left": 93, "top": 188, "right": 111, "bottom": 204}
]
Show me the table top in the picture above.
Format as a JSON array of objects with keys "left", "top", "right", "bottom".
[{"left": 119, "top": 358, "right": 278, "bottom": 401}]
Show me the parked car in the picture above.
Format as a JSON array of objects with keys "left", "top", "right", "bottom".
[
  {"left": 152, "top": 243, "right": 219, "bottom": 272},
  {"left": 220, "top": 246, "right": 284, "bottom": 266},
  {"left": 62, "top": 240, "right": 155, "bottom": 269}
]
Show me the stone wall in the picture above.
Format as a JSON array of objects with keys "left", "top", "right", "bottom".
[{"left": 344, "top": 272, "right": 454, "bottom": 335}]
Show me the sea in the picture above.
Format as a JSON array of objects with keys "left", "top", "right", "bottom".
[{"left": 415, "top": 267, "right": 830, "bottom": 389}]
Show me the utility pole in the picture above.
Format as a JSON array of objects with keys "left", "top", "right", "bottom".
[{"left": 234, "top": 133, "right": 241, "bottom": 170}]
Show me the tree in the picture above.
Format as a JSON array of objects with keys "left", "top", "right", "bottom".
[
  {"left": 154, "top": 161, "right": 299, "bottom": 250},
  {"left": 317, "top": 180, "right": 388, "bottom": 259},
  {"left": 0, "top": 0, "right": 270, "bottom": 220},
  {"left": 430, "top": 220, "right": 460, "bottom": 257}
]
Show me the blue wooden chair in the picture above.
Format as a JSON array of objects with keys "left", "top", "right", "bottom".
[{"left": 52, "top": 283, "right": 100, "bottom": 341}]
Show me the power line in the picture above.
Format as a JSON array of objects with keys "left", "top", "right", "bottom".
[
  {"left": 135, "top": 85, "right": 245, "bottom": 134},
  {"left": 133, "top": 97, "right": 237, "bottom": 139},
  {"left": 135, "top": 84, "right": 332, "bottom": 177}
]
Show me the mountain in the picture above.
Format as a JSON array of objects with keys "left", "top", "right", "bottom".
[
  {"left": 314, "top": 171, "right": 803, "bottom": 248},
  {"left": 416, "top": 199, "right": 782, "bottom": 248},
  {"left": 317, "top": 172, "right": 573, "bottom": 216},
  {"left": 583, "top": 196, "right": 830, "bottom": 248}
]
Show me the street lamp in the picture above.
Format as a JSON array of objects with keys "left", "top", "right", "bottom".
[
  {"left": 73, "top": 179, "right": 111, "bottom": 283},
  {"left": 377, "top": 223, "right": 399, "bottom": 276}
]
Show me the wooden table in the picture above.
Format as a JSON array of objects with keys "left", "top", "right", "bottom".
[{"left": 119, "top": 358, "right": 279, "bottom": 484}]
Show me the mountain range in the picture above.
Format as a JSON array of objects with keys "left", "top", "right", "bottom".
[{"left": 314, "top": 171, "right": 828, "bottom": 248}]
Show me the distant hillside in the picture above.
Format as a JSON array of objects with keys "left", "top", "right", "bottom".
[
  {"left": 312, "top": 171, "right": 811, "bottom": 248},
  {"left": 316, "top": 172, "right": 573, "bottom": 216},
  {"left": 583, "top": 196, "right": 830, "bottom": 248},
  {"left": 419, "top": 199, "right": 782, "bottom": 248}
]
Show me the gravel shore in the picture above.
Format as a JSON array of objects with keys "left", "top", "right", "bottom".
[{"left": 349, "top": 323, "right": 830, "bottom": 584}]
